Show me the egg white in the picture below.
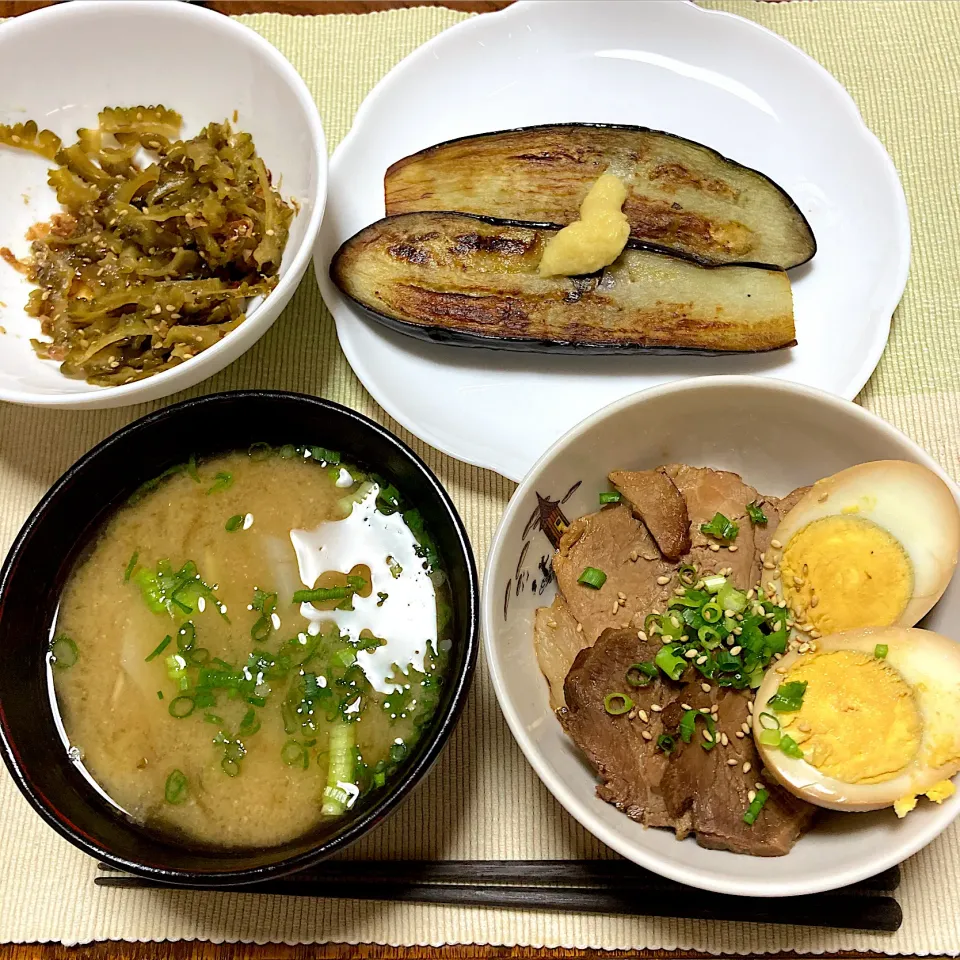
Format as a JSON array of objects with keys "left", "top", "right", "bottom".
[
  {"left": 768, "top": 461, "right": 960, "bottom": 629},
  {"left": 753, "top": 627, "right": 960, "bottom": 811}
]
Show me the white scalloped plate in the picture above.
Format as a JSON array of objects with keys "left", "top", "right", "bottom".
[{"left": 315, "top": 0, "right": 909, "bottom": 481}]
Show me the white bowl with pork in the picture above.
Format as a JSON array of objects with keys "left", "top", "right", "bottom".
[
  {"left": 482, "top": 375, "right": 960, "bottom": 897},
  {"left": 0, "top": 1, "right": 326, "bottom": 408}
]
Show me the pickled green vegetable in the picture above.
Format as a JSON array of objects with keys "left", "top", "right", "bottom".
[
  {"left": 0, "top": 120, "right": 61, "bottom": 159},
  {"left": 0, "top": 105, "right": 293, "bottom": 386}
]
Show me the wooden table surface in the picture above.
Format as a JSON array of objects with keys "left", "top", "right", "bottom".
[{"left": 0, "top": 0, "right": 919, "bottom": 958}]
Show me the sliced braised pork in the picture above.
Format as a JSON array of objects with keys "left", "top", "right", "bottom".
[
  {"left": 552, "top": 504, "right": 675, "bottom": 644},
  {"left": 609, "top": 468, "right": 691, "bottom": 560},
  {"left": 562, "top": 628, "right": 817, "bottom": 855}
]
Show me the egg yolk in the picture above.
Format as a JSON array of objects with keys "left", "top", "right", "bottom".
[
  {"left": 926, "top": 780, "right": 956, "bottom": 803},
  {"left": 894, "top": 781, "right": 956, "bottom": 818},
  {"left": 780, "top": 516, "right": 913, "bottom": 633},
  {"left": 782, "top": 651, "right": 921, "bottom": 784}
]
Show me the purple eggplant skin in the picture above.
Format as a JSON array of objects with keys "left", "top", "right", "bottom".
[
  {"left": 330, "top": 211, "right": 796, "bottom": 356},
  {"left": 385, "top": 123, "right": 816, "bottom": 270}
]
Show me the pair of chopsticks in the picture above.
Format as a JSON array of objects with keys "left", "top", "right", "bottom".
[{"left": 95, "top": 859, "right": 903, "bottom": 931}]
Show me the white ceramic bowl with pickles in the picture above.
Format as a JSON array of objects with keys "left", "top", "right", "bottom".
[{"left": 0, "top": 1, "right": 326, "bottom": 409}]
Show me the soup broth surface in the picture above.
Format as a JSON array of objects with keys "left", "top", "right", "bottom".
[{"left": 51, "top": 446, "right": 449, "bottom": 848}]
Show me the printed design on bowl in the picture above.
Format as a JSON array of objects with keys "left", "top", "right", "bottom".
[{"left": 503, "top": 481, "right": 581, "bottom": 619}]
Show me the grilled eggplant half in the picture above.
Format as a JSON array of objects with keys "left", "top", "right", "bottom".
[
  {"left": 385, "top": 124, "right": 815, "bottom": 269},
  {"left": 331, "top": 212, "right": 795, "bottom": 354}
]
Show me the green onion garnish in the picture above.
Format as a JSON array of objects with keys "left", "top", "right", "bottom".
[
  {"left": 625, "top": 662, "right": 659, "bottom": 688},
  {"left": 656, "top": 734, "right": 676, "bottom": 755},
  {"left": 144, "top": 634, "right": 172, "bottom": 662},
  {"left": 123, "top": 550, "right": 139, "bottom": 582},
  {"left": 390, "top": 741, "right": 408, "bottom": 763},
  {"left": 377, "top": 592, "right": 389, "bottom": 607},
  {"left": 127, "top": 463, "right": 188, "bottom": 505},
  {"left": 677, "top": 563, "right": 698, "bottom": 586},
  {"left": 206, "top": 471, "right": 233, "bottom": 495},
  {"left": 702, "top": 574, "right": 726, "bottom": 594},
  {"left": 779, "top": 734, "right": 804, "bottom": 758},
  {"left": 700, "top": 512, "right": 739, "bottom": 542},
  {"left": 239, "top": 708, "right": 261, "bottom": 737},
  {"left": 166, "top": 653, "right": 188, "bottom": 690},
  {"left": 225, "top": 514, "right": 244, "bottom": 532},
  {"left": 644, "top": 613, "right": 662, "bottom": 635},
  {"left": 187, "top": 454, "right": 200, "bottom": 484},
  {"left": 717, "top": 581, "right": 748, "bottom": 614},
  {"left": 743, "top": 788, "right": 769, "bottom": 825},
  {"left": 373, "top": 771, "right": 387, "bottom": 789},
  {"left": 701, "top": 601, "right": 723, "bottom": 624},
  {"left": 577, "top": 566, "right": 607, "bottom": 589},
  {"left": 50, "top": 635, "right": 78, "bottom": 669},
  {"left": 281, "top": 739, "right": 309, "bottom": 769},
  {"left": 248, "top": 442, "right": 274, "bottom": 461},
  {"left": 377, "top": 483, "right": 402, "bottom": 515},
  {"left": 204, "top": 713, "right": 223, "bottom": 725},
  {"left": 716, "top": 649, "right": 742, "bottom": 673},
  {"left": 186, "top": 647, "right": 210, "bottom": 666},
  {"left": 168, "top": 696, "right": 195, "bottom": 719},
  {"left": 221, "top": 758, "right": 240, "bottom": 778},
  {"left": 679, "top": 709, "right": 717, "bottom": 750},
  {"left": 768, "top": 680, "right": 807, "bottom": 712},
  {"left": 659, "top": 616, "right": 686, "bottom": 643},
  {"left": 157, "top": 691, "right": 164, "bottom": 700},
  {"left": 875, "top": 643, "right": 889, "bottom": 659},
  {"left": 176, "top": 621, "right": 196, "bottom": 654},
  {"left": 387, "top": 556, "right": 403, "bottom": 579},
  {"left": 746, "top": 501, "right": 768, "bottom": 525},
  {"left": 293, "top": 576, "right": 367, "bottom": 605},
  {"left": 164, "top": 769, "right": 188, "bottom": 805},
  {"left": 311, "top": 446, "right": 341, "bottom": 465},
  {"left": 758, "top": 728, "right": 782, "bottom": 747},
  {"left": 697, "top": 625, "right": 724, "bottom": 648},
  {"left": 655, "top": 644, "right": 686, "bottom": 681},
  {"left": 599, "top": 490, "right": 622, "bottom": 505},
  {"left": 250, "top": 588, "right": 278, "bottom": 642},
  {"left": 758, "top": 711, "right": 781, "bottom": 731},
  {"left": 252, "top": 588, "right": 277, "bottom": 614},
  {"left": 335, "top": 648, "right": 357, "bottom": 669},
  {"left": 279, "top": 444, "right": 297, "bottom": 459},
  {"left": 603, "top": 692, "right": 634, "bottom": 716}
]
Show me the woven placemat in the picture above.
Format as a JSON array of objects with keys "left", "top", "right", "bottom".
[{"left": 1, "top": 1, "right": 960, "bottom": 951}]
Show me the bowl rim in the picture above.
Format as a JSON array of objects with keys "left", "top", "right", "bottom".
[
  {"left": 481, "top": 374, "right": 960, "bottom": 897},
  {"left": 0, "top": 389, "right": 479, "bottom": 885},
  {"left": 0, "top": 0, "right": 327, "bottom": 408}
]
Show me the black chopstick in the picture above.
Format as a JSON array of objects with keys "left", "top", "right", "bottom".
[
  {"left": 94, "top": 859, "right": 902, "bottom": 931},
  {"left": 95, "top": 858, "right": 901, "bottom": 892}
]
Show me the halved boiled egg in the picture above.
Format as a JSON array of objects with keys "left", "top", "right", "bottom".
[
  {"left": 753, "top": 626, "right": 960, "bottom": 812},
  {"left": 767, "top": 461, "right": 960, "bottom": 634}
]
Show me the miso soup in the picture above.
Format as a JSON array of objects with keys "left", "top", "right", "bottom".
[{"left": 50, "top": 443, "right": 451, "bottom": 848}]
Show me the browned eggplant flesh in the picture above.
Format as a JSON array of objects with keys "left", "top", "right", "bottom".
[
  {"left": 385, "top": 124, "right": 815, "bottom": 269},
  {"left": 331, "top": 212, "right": 795, "bottom": 354}
]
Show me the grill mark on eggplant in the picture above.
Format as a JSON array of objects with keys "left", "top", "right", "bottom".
[
  {"left": 451, "top": 233, "right": 535, "bottom": 256},
  {"left": 624, "top": 196, "right": 754, "bottom": 258},
  {"left": 396, "top": 285, "right": 530, "bottom": 332},
  {"left": 511, "top": 150, "right": 588, "bottom": 165},
  {"left": 387, "top": 242, "right": 435, "bottom": 265},
  {"left": 648, "top": 161, "right": 740, "bottom": 200},
  {"left": 564, "top": 275, "right": 599, "bottom": 304}
]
